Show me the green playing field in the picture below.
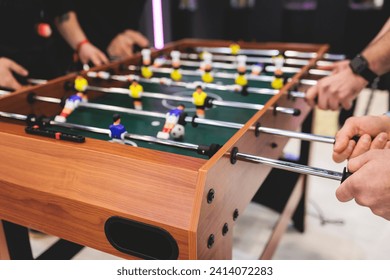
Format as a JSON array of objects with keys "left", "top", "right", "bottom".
[{"left": 60, "top": 69, "right": 292, "bottom": 158}]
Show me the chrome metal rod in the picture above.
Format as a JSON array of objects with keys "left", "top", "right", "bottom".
[
  {"left": 78, "top": 103, "right": 243, "bottom": 130},
  {"left": 89, "top": 71, "right": 308, "bottom": 98},
  {"left": 195, "top": 47, "right": 345, "bottom": 61},
  {"left": 288, "top": 91, "right": 306, "bottom": 99},
  {"left": 181, "top": 53, "right": 341, "bottom": 69},
  {"left": 79, "top": 103, "right": 167, "bottom": 119},
  {"left": 167, "top": 57, "right": 312, "bottom": 71},
  {"left": 195, "top": 47, "right": 280, "bottom": 57},
  {"left": 256, "top": 126, "right": 335, "bottom": 144},
  {"left": 28, "top": 96, "right": 242, "bottom": 129},
  {"left": 123, "top": 133, "right": 199, "bottom": 151},
  {"left": 211, "top": 99, "right": 264, "bottom": 111},
  {"left": 51, "top": 120, "right": 200, "bottom": 151},
  {"left": 27, "top": 78, "right": 47, "bottom": 85},
  {"left": 266, "top": 65, "right": 331, "bottom": 76},
  {"left": 85, "top": 83, "right": 300, "bottom": 115},
  {"left": 274, "top": 106, "right": 300, "bottom": 116},
  {"left": 316, "top": 60, "right": 333, "bottom": 67},
  {"left": 89, "top": 73, "right": 239, "bottom": 93},
  {"left": 298, "top": 79, "right": 318, "bottom": 86},
  {"left": 308, "top": 69, "right": 332, "bottom": 76},
  {"left": 0, "top": 111, "right": 28, "bottom": 121},
  {"left": 0, "top": 108, "right": 335, "bottom": 144},
  {"left": 50, "top": 120, "right": 110, "bottom": 135},
  {"left": 0, "top": 89, "right": 11, "bottom": 96},
  {"left": 129, "top": 64, "right": 277, "bottom": 83},
  {"left": 34, "top": 96, "right": 62, "bottom": 104},
  {"left": 0, "top": 109, "right": 200, "bottom": 151},
  {"left": 131, "top": 65, "right": 319, "bottom": 90},
  {"left": 323, "top": 53, "right": 346, "bottom": 61},
  {"left": 235, "top": 151, "right": 343, "bottom": 181},
  {"left": 87, "top": 85, "right": 129, "bottom": 95},
  {"left": 185, "top": 117, "right": 244, "bottom": 130}
]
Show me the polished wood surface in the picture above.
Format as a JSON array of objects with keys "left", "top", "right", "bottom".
[
  {"left": 0, "top": 40, "right": 328, "bottom": 259},
  {"left": 0, "top": 122, "right": 204, "bottom": 259}
]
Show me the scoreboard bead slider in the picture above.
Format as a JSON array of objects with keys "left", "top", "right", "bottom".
[
  {"left": 25, "top": 126, "right": 85, "bottom": 143},
  {"left": 0, "top": 111, "right": 85, "bottom": 143}
]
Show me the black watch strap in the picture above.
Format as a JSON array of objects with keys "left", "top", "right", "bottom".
[{"left": 349, "top": 54, "right": 377, "bottom": 83}]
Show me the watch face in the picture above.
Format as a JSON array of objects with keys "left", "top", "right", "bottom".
[
  {"left": 349, "top": 54, "right": 376, "bottom": 83},
  {"left": 350, "top": 56, "right": 368, "bottom": 74}
]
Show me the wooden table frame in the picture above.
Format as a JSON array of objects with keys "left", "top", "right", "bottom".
[{"left": 0, "top": 39, "right": 328, "bottom": 260}]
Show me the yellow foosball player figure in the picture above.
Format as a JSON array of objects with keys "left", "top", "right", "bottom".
[
  {"left": 235, "top": 55, "right": 248, "bottom": 87},
  {"left": 271, "top": 70, "right": 284, "bottom": 90},
  {"left": 54, "top": 75, "right": 89, "bottom": 123},
  {"left": 170, "top": 50, "right": 182, "bottom": 81},
  {"left": 129, "top": 78, "right": 143, "bottom": 110},
  {"left": 202, "top": 67, "right": 214, "bottom": 83},
  {"left": 74, "top": 75, "right": 89, "bottom": 93},
  {"left": 200, "top": 52, "right": 214, "bottom": 83},
  {"left": 141, "top": 48, "right": 153, "bottom": 78},
  {"left": 230, "top": 43, "right": 241, "bottom": 55},
  {"left": 192, "top": 85, "right": 208, "bottom": 119},
  {"left": 271, "top": 55, "right": 285, "bottom": 90}
]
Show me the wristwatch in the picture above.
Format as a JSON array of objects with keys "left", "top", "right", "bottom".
[{"left": 349, "top": 54, "right": 377, "bottom": 83}]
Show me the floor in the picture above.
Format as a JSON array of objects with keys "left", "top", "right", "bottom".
[{"left": 30, "top": 88, "right": 390, "bottom": 260}]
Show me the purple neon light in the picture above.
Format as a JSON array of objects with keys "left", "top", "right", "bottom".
[{"left": 152, "top": 0, "right": 164, "bottom": 49}]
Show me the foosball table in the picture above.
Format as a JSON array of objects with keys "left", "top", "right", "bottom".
[{"left": 0, "top": 39, "right": 347, "bottom": 260}]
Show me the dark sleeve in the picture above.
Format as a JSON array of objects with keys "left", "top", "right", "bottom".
[
  {"left": 44, "top": 0, "right": 74, "bottom": 21},
  {"left": 74, "top": 0, "right": 147, "bottom": 51},
  {"left": 108, "top": 0, "right": 146, "bottom": 33}
]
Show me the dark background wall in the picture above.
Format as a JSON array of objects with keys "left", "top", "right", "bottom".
[{"left": 169, "top": 0, "right": 389, "bottom": 57}]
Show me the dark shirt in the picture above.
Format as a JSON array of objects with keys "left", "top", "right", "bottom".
[
  {"left": 0, "top": 0, "right": 72, "bottom": 78},
  {"left": 73, "top": 0, "right": 146, "bottom": 52}
]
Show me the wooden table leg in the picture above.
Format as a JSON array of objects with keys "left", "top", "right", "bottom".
[
  {"left": 0, "top": 220, "right": 10, "bottom": 260},
  {"left": 259, "top": 176, "right": 305, "bottom": 260}
]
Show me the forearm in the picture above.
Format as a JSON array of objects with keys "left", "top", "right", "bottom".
[
  {"left": 362, "top": 30, "right": 390, "bottom": 76},
  {"left": 55, "top": 11, "right": 87, "bottom": 50}
]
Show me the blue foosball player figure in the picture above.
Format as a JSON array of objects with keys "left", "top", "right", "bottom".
[
  {"left": 54, "top": 92, "right": 87, "bottom": 123},
  {"left": 108, "top": 114, "right": 137, "bottom": 146},
  {"left": 157, "top": 104, "right": 186, "bottom": 140},
  {"left": 109, "top": 113, "right": 127, "bottom": 140}
]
